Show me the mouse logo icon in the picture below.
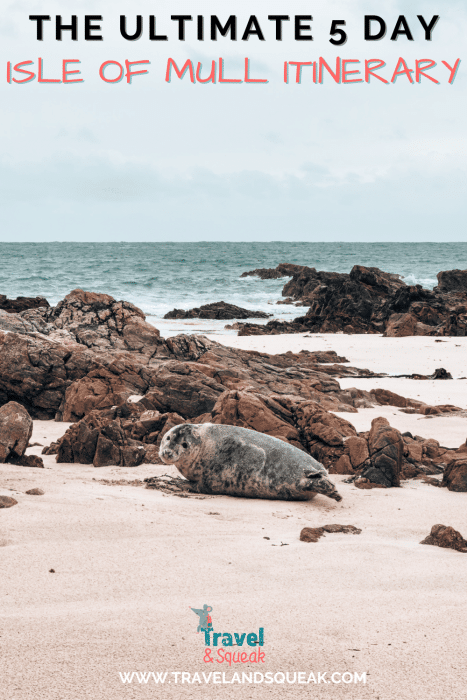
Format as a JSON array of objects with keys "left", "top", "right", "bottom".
[{"left": 190, "top": 605, "right": 213, "bottom": 634}]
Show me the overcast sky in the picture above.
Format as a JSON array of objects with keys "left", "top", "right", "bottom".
[{"left": 0, "top": 0, "right": 465, "bottom": 241}]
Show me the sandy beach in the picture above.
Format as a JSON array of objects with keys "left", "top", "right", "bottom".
[{"left": 1, "top": 333, "right": 467, "bottom": 700}]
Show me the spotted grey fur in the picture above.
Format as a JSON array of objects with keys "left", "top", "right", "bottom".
[{"left": 159, "top": 423, "right": 342, "bottom": 502}]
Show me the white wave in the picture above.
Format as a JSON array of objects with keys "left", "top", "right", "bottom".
[{"left": 401, "top": 274, "right": 438, "bottom": 289}]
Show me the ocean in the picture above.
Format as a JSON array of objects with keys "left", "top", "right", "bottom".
[{"left": 1, "top": 242, "right": 466, "bottom": 337}]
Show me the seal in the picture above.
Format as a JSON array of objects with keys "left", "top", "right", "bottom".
[{"left": 159, "top": 423, "right": 342, "bottom": 502}]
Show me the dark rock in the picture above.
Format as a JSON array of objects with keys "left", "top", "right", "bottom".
[
  {"left": 371, "top": 388, "right": 418, "bottom": 409},
  {"left": 384, "top": 313, "right": 418, "bottom": 338},
  {"left": 360, "top": 417, "right": 402, "bottom": 487},
  {"left": 236, "top": 320, "right": 308, "bottom": 336},
  {"left": 8, "top": 454, "right": 44, "bottom": 468},
  {"left": 350, "top": 265, "right": 405, "bottom": 295},
  {"left": 401, "top": 463, "right": 422, "bottom": 479},
  {"left": 441, "top": 459, "right": 467, "bottom": 492},
  {"left": 121, "top": 445, "right": 146, "bottom": 467},
  {"left": 93, "top": 434, "right": 121, "bottom": 467},
  {"left": 240, "top": 263, "right": 304, "bottom": 279},
  {"left": 59, "top": 356, "right": 149, "bottom": 422},
  {"left": 26, "top": 488, "right": 44, "bottom": 495},
  {"left": 300, "top": 524, "right": 362, "bottom": 542},
  {"left": 57, "top": 434, "right": 74, "bottom": 463},
  {"left": 293, "top": 401, "right": 357, "bottom": 470},
  {"left": 0, "top": 495, "right": 18, "bottom": 508},
  {"left": 53, "top": 402, "right": 184, "bottom": 466},
  {"left": 0, "top": 294, "right": 49, "bottom": 314},
  {"left": 164, "top": 302, "right": 271, "bottom": 320},
  {"left": 72, "top": 422, "right": 99, "bottom": 463},
  {"left": 141, "top": 362, "right": 225, "bottom": 418},
  {"left": 436, "top": 269, "right": 467, "bottom": 294},
  {"left": 333, "top": 454, "right": 354, "bottom": 474},
  {"left": 420, "top": 524, "right": 467, "bottom": 553},
  {"left": 142, "top": 444, "right": 163, "bottom": 464},
  {"left": 0, "top": 329, "right": 99, "bottom": 419},
  {"left": 207, "top": 387, "right": 358, "bottom": 470},
  {"left": 431, "top": 368, "right": 452, "bottom": 380},
  {"left": 0, "top": 402, "right": 33, "bottom": 460},
  {"left": 346, "top": 437, "right": 369, "bottom": 470}
]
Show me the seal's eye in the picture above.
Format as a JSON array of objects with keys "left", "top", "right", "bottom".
[{"left": 182, "top": 442, "right": 188, "bottom": 449}]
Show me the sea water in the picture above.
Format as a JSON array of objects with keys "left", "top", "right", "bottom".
[{"left": 0, "top": 242, "right": 466, "bottom": 337}]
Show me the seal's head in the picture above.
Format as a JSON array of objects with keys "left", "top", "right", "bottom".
[
  {"left": 303, "top": 470, "right": 343, "bottom": 502},
  {"left": 159, "top": 424, "right": 204, "bottom": 480}
]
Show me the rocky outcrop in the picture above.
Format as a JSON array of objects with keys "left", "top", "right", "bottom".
[
  {"left": 0, "top": 314, "right": 375, "bottom": 421},
  {"left": 0, "top": 402, "right": 33, "bottom": 462},
  {"left": 285, "top": 265, "right": 406, "bottom": 334},
  {"left": 420, "top": 524, "right": 467, "bottom": 553},
  {"left": 46, "top": 289, "right": 166, "bottom": 355},
  {"left": 237, "top": 264, "right": 467, "bottom": 337},
  {"left": 164, "top": 302, "right": 270, "bottom": 320},
  {"left": 0, "top": 294, "right": 49, "bottom": 314},
  {"left": 0, "top": 286, "right": 461, "bottom": 487}
]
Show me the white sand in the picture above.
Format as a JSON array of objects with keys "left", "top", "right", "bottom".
[{"left": 1, "top": 335, "right": 467, "bottom": 700}]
